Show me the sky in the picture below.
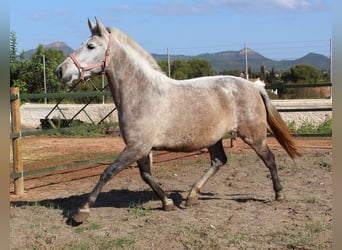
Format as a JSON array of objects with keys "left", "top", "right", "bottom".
[{"left": 10, "top": 0, "right": 332, "bottom": 60}]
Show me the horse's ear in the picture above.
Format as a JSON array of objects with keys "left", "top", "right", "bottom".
[
  {"left": 88, "top": 18, "right": 96, "bottom": 35},
  {"left": 95, "top": 17, "right": 108, "bottom": 36}
]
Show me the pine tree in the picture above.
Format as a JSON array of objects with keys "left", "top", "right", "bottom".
[{"left": 10, "top": 31, "right": 18, "bottom": 63}]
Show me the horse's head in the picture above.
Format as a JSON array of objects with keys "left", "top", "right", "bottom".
[{"left": 56, "top": 18, "right": 111, "bottom": 85}]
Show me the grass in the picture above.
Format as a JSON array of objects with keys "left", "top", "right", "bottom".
[
  {"left": 287, "top": 117, "right": 332, "bottom": 135},
  {"left": 66, "top": 241, "right": 92, "bottom": 250},
  {"left": 99, "top": 236, "right": 137, "bottom": 249},
  {"left": 68, "top": 235, "right": 137, "bottom": 250},
  {"left": 24, "top": 151, "right": 117, "bottom": 174},
  {"left": 265, "top": 221, "right": 327, "bottom": 249},
  {"left": 177, "top": 223, "right": 227, "bottom": 249},
  {"left": 47, "top": 122, "right": 120, "bottom": 138},
  {"left": 302, "top": 196, "right": 319, "bottom": 204},
  {"left": 227, "top": 233, "right": 255, "bottom": 247},
  {"left": 74, "top": 223, "right": 101, "bottom": 233},
  {"left": 195, "top": 157, "right": 209, "bottom": 165},
  {"left": 29, "top": 200, "right": 61, "bottom": 209},
  {"left": 316, "top": 158, "right": 332, "bottom": 172},
  {"left": 127, "top": 201, "right": 152, "bottom": 218},
  {"left": 305, "top": 221, "right": 325, "bottom": 234},
  {"left": 179, "top": 224, "right": 206, "bottom": 249}
]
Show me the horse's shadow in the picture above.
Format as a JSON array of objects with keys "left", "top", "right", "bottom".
[
  {"left": 199, "top": 192, "right": 271, "bottom": 203},
  {"left": 10, "top": 190, "right": 270, "bottom": 226},
  {"left": 10, "top": 189, "right": 185, "bottom": 220},
  {"left": 10, "top": 190, "right": 270, "bottom": 216}
]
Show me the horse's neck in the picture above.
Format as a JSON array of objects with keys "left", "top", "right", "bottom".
[
  {"left": 107, "top": 27, "right": 161, "bottom": 72},
  {"left": 105, "top": 45, "right": 166, "bottom": 111}
]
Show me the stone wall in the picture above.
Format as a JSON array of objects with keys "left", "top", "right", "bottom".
[
  {"left": 272, "top": 99, "right": 332, "bottom": 129},
  {"left": 278, "top": 111, "right": 331, "bottom": 129}
]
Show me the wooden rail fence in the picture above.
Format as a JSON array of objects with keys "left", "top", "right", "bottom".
[{"left": 10, "top": 83, "right": 332, "bottom": 195}]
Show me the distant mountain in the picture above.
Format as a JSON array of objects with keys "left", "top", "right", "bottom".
[
  {"left": 276, "top": 53, "right": 330, "bottom": 71},
  {"left": 152, "top": 49, "right": 330, "bottom": 72},
  {"left": 24, "top": 42, "right": 74, "bottom": 59},
  {"left": 24, "top": 42, "right": 330, "bottom": 72}
]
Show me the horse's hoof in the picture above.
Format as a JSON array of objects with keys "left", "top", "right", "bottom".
[
  {"left": 66, "top": 217, "right": 83, "bottom": 227},
  {"left": 185, "top": 196, "right": 199, "bottom": 207},
  {"left": 73, "top": 207, "right": 90, "bottom": 223},
  {"left": 275, "top": 192, "right": 286, "bottom": 201},
  {"left": 163, "top": 198, "right": 175, "bottom": 211}
]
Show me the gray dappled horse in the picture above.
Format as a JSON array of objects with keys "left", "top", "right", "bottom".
[{"left": 56, "top": 18, "right": 301, "bottom": 224}]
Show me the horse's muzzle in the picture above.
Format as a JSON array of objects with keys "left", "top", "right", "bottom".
[{"left": 55, "top": 64, "right": 74, "bottom": 85}]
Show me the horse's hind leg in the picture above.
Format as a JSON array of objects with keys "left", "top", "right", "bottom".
[
  {"left": 137, "top": 152, "right": 174, "bottom": 211},
  {"left": 185, "top": 140, "right": 227, "bottom": 206},
  {"left": 245, "top": 138, "right": 284, "bottom": 201}
]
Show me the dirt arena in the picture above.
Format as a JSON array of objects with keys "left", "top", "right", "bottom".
[{"left": 10, "top": 136, "right": 332, "bottom": 249}]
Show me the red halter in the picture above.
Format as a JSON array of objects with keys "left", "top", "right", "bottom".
[{"left": 68, "top": 32, "right": 111, "bottom": 81}]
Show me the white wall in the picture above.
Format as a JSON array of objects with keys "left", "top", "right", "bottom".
[
  {"left": 20, "top": 103, "right": 118, "bottom": 128},
  {"left": 18, "top": 99, "right": 332, "bottom": 130}
]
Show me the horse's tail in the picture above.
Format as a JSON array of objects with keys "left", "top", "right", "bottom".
[{"left": 258, "top": 87, "right": 301, "bottom": 159}]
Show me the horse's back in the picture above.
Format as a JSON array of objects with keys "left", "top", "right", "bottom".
[{"left": 171, "top": 75, "right": 266, "bottom": 118}]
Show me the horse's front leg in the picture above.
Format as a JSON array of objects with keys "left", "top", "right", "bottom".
[
  {"left": 70, "top": 146, "right": 147, "bottom": 225},
  {"left": 137, "top": 152, "right": 174, "bottom": 211}
]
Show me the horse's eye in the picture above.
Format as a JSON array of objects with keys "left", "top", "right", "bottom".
[{"left": 87, "top": 44, "right": 95, "bottom": 50}]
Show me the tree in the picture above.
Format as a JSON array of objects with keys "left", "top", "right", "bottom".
[
  {"left": 25, "top": 45, "right": 65, "bottom": 96},
  {"left": 217, "top": 69, "right": 241, "bottom": 76},
  {"left": 25, "top": 45, "right": 46, "bottom": 94},
  {"left": 157, "top": 61, "right": 169, "bottom": 76},
  {"left": 187, "top": 59, "right": 214, "bottom": 78},
  {"left": 162, "top": 59, "right": 214, "bottom": 80},
  {"left": 281, "top": 64, "right": 322, "bottom": 98},
  {"left": 10, "top": 31, "right": 17, "bottom": 63},
  {"left": 10, "top": 54, "right": 29, "bottom": 91},
  {"left": 43, "top": 48, "right": 66, "bottom": 93},
  {"left": 10, "top": 31, "right": 29, "bottom": 91},
  {"left": 265, "top": 67, "right": 278, "bottom": 84},
  {"left": 170, "top": 60, "right": 190, "bottom": 80},
  {"left": 10, "top": 41, "right": 66, "bottom": 98},
  {"left": 281, "top": 64, "right": 319, "bottom": 84},
  {"left": 260, "top": 65, "right": 266, "bottom": 80}
]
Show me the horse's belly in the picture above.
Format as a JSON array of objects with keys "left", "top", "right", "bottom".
[
  {"left": 152, "top": 92, "right": 237, "bottom": 151},
  {"left": 153, "top": 125, "right": 230, "bottom": 152}
]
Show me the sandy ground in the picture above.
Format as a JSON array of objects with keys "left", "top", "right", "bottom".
[{"left": 10, "top": 136, "right": 332, "bottom": 249}]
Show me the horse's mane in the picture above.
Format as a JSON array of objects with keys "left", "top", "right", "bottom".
[{"left": 106, "top": 27, "right": 162, "bottom": 72}]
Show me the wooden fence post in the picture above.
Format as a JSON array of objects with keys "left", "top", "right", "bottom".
[
  {"left": 11, "top": 87, "right": 24, "bottom": 196},
  {"left": 230, "top": 138, "right": 235, "bottom": 148},
  {"left": 230, "top": 132, "right": 237, "bottom": 148}
]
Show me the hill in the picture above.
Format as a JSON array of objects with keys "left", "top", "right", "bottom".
[
  {"left": 152, "top": 49, "right": 330, "bottom": 72},
  {"left": 24, "top": 42, "right": 73, "bottom": 58},
  {"left": 24, "top": 42, "right": 330, "bottom": 72}
]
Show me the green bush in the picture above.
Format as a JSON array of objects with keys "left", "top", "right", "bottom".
[{"left": 287, "top": 117, "right": 332, "bottom": 135}]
